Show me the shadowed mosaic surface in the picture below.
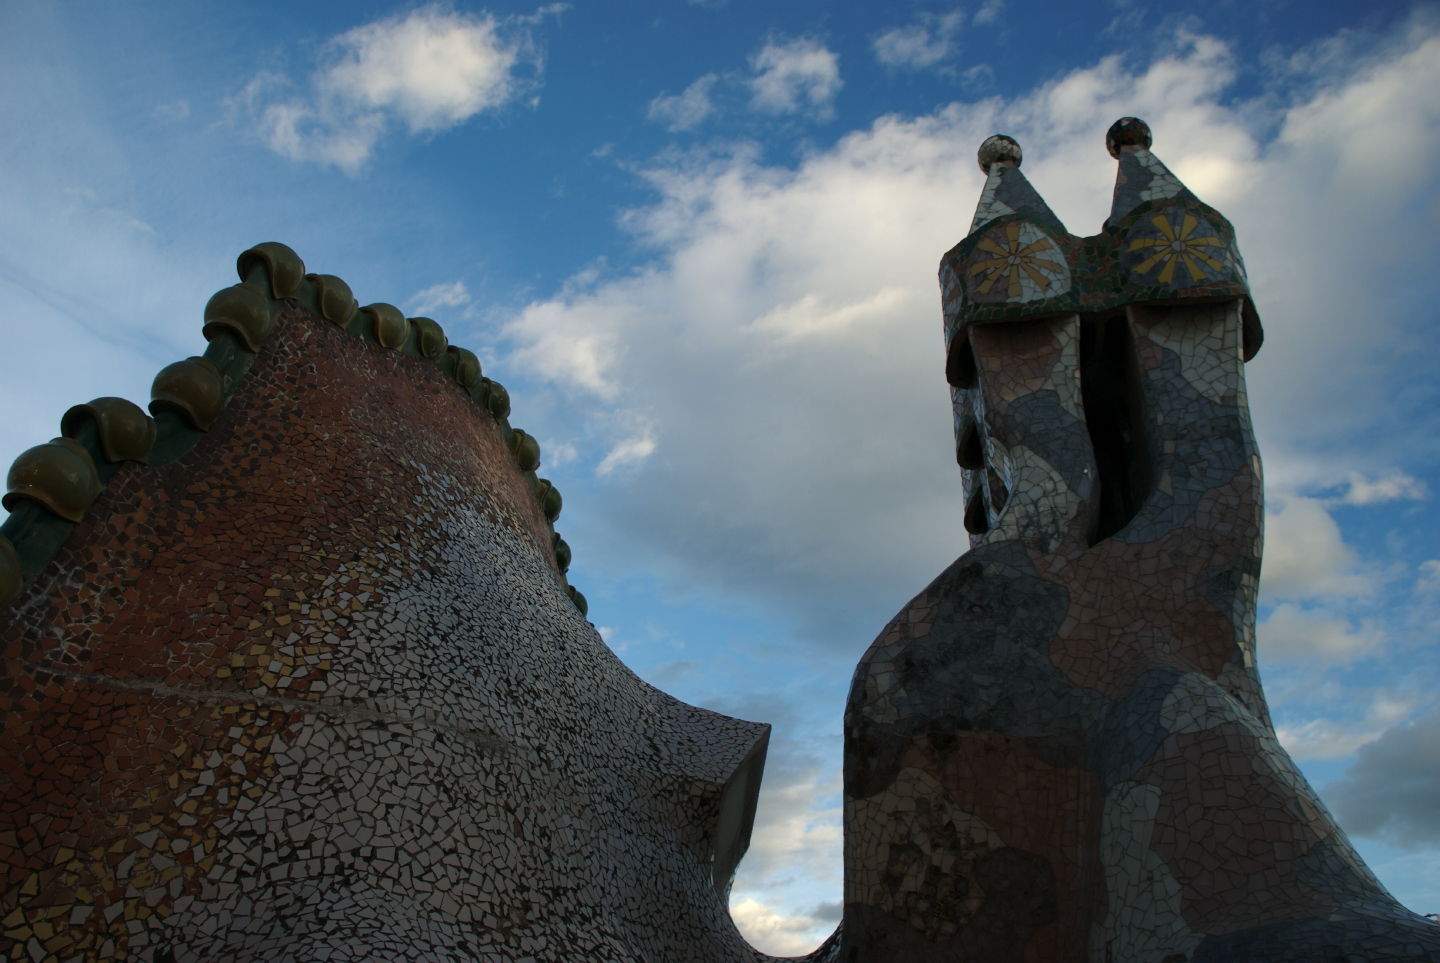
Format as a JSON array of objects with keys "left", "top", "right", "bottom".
[
  {"left": 1, "top": 120, "right": 1436, "bottom": 962},
  {"left": 0, "top": 253, "right": 771, "bottom": 962},
  {"left": 838, "top": 120, "right": 1440, "bottom": 961}
]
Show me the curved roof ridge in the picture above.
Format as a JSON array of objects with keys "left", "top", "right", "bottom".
[{"left": 0, "top": 242, "right": 586, "bottom": 616}]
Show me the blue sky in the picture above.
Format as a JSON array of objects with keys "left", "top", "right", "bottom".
[{"left": 3, "top": 0, "right": 1438, "bottom": 953}]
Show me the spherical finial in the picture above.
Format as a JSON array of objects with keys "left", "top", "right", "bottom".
[
  {"left": 977, "top": 134, "right": 1022, "bottom": 174},
  {"left": 1106, "top": 117, "right": 1152, "bottom": 158}
]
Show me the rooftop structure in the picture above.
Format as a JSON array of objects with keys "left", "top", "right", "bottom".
[
  {"left": 839, "top": 119, "right": 1439, "bottom": 961},
  {"left": 1, "top": 120, "right": 1436, "bottom": 962}
]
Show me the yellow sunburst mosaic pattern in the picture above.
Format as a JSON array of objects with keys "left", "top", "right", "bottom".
[
  {"left": 1127, "top": 211, "right": 1229, "bottom": 284},
  {"left": 968, "top": 222, "right": 1067, "bottom": 300}
]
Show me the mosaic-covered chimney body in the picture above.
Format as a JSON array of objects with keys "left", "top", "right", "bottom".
[{"left": 838, "top": 119, "right": 1440, "bottom": 961}]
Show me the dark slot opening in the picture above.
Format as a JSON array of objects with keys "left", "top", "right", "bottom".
[
  {"left": 947, "top": 337, "right": 977, "bottom": 389},
  {"left": 957, "top": 419, "right": 983, "bottom": 469},
  {"left": 964, "top": 486, "right": 989, "bottom": 535},
  {"left": 1080, "top": 315, "right": 1151, "bottom": 544}
]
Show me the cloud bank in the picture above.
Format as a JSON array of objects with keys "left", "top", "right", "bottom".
[
  {"left": 1327, "top": 708, "right": 1440, "bottom": 848},
  {"left": 512, "top": 25, "right": 1440, "bottom": 649},
  {"left": 749, "top": 38, "right": 842, "bottom": 118},
  {"left": 872, "top": 10, "right": 964, "bottom": 70},
  {"left": 235, "top": 5, "right": 557, "bottom": 171},
  {"left": 506, "top": 23, "right": 1440, "bottom": 948},
  {"left": 648, "top": 37, "right": 843, "bottom": 131}
]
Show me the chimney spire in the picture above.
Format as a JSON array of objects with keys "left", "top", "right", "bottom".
[
  {"left": 1105, "top": 116, "right": 1195, "bottom": 228},
  {"left": 970, "top": 134, "right": 1066, "bottom": 237},
  {"left": 1103, "top": 117, "right": 1263, "bottom": 358}
]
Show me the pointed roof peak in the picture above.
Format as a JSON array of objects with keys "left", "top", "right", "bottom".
[
  {"left": 1105, "top": 116, "right": 1199, "bottom": 228},
  {"left": 969, "top": 133, "right": 1066, "bottom": 236}
]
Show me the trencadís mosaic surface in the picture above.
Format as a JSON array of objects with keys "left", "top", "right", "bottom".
[
  {"left": 0, "top": 246, "right": 771, "bottom": 962},
  {"left": 840, "top": 120, "right": 1440, "bottom": 961},
  {"left": 3, "top": 120, "right": 1437, "bottom": 962}
]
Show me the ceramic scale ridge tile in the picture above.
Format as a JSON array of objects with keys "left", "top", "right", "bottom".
[
  {"left": 0, "top": 242, "right": 581, "bottom": 618},
  {"left": 0, "top": 244, "right": 774, "bottom": 962},
  {"left": 838, "top": 119, "right": 1440, "bottom": 961}
]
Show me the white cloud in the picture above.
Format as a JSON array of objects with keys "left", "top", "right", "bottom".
[
  {"left": 245, "top": 82, "right": 386, "bottom": 172},
  {"left": 597, "top": 428, "right": 657, "bottom": 476},
  {"left": 1260, "top": 494, "right": 1369, "bottom": 602},
  {"left": 505, "top": 294, "right": 624, "bottom": 399},
  {"left": 540, "top": 439, "right": 580, "bottom": 468},
  {"left": 748, "top": 39, "right": 842, "bottom": 118},
  {"left": 1336, "top": 470, "right": 1427, "bottom": 506},
  {"left": 406, "top": 280, "right": 471, "bottom": 317},
  {"left": 1240, "top": 26, "right": 1440, "bottom": 453},
  {"left": 1418, "top": 560, "right": 1440, "bottom": 594},
  {"left": 1277, "top": 718, "right": 1374, "bottom": 761},
  {"left": 649, "top": 39, "right": 844, "bottom": 132},
  {"left": 236, "top": 6, "right": 548, "bottom": 171},
  {"left": 322, "top": 10, "right": 524, "bottom": 133},
  {"left": 1326, "top": 708, "right": 1440, "bottom": 847},
  {"left": 1275, "top": 23, "right": 1440, "bottom": 211},
  {"left": 742, "top": 287, "right": 909, "bottom": 347},
  {"left": 647, "top": 74, "right": 719, "bottom": 132},
  {"left": 872, "top": 11, "right": 964, "bottom": 70},
  {"left": 1259, "top": 602, "right": 1381, "bottom": 665},
  {"left": 679, "top": 688, "right": 843, "bottom": 954},
  {"left": 728, "top": 897, "right": 829, "bottom": 956},
  {"left": 736, "top": 770, "right": 842, "bottom": 890},
  {"left": 973, "top": 0, "right": 1005, "bottom": 26},
  {"left": 502, "top": 25, "right": 1440, "bottom": 643},
  {"left": 1276, "top": 692, "right": 1420, "bottom": 760}
]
